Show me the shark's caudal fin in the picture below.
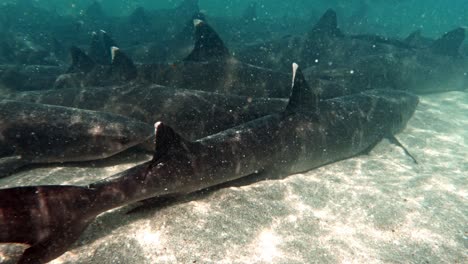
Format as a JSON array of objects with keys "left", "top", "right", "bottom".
[
  {"left": 68, "top": 46, "right": 96, "bottom": 73},
  {"left": 310, "top": 9, "right": 343, "bottom": 37},
  {"left": 0, "top": 185, "right": 98, "bottom": 263},
  {"left": 285, "top": 63, "right": 319, "bottom": 114},
  {"left": 0, "top": 155, "right": 30, "bottom": 178},
  {"left": 430, "top": 27, "right": 465, "bottom": 57},
  {"left": 110, "top": 47, "right": 137, "bottom": 81},
  {"left": 184, "top": 19, "right": 230, "bottom": 62}
]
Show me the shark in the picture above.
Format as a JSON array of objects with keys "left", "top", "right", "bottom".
[
  {"left": 0, "top": 64, "right": 66, "bottom": 92},
  {"left": 238, "top": 9, "right": 468, "bottom": 94},
  {"left": 4, "top": 84, "right": 287, "bottom": 141},
  {"left": 238, "top": 9, "right": 465, "bottom": 70},
  {"left": 0, "top": 99, "right": 154, "bottom": 177},
  {"left": 0, "top": 0, "right": 202, "bottom": 66},
  {"left": 56, "top": 18, "right": 292, "bottom": 98},
  {"left": 301, "top": 27, "right": 467, "bottom": 95},
  {"left": 0, "top": 64, "right": 418, "bottom": 263}
]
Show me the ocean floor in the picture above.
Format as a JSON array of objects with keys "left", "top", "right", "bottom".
[{"left": 0, "top": 91, "right": 467, "bottom": 263}]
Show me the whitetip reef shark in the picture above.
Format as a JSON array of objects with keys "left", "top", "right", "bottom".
[
  {"left": 238, "top": 9, "right": 468, "bottom": 94},
  {"left": 56, "top": 18, "right": 292, "bottom": 98},
  {"left": 0, "top": 64, "right": 418, "bottom": 263},
  {"left": 0, "top": 99, "right": 154, "bottom": 177}
]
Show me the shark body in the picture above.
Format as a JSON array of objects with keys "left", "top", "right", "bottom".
[
  {"left": 0, "top": 99, "right": 153, "bottom": 177},
  {"left": 56, "top": 19, "right": 292, "bottom": 98},
  {"left": 238, "top": 9, "right": 468, "bottom": 94},
  {"left": 5, "top": 84, "right": 287, "bottom": 141},
  {"left": 0, "top": 64, "right": 418, "bottom": 263}
]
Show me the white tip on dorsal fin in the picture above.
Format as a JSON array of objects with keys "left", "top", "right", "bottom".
[
  {"left": 110, "top": 46, "right": 119, "bottom": 62},
  {"left": 285, "top": 63, "right": 319, "bottom": 114},
  {"left": 154, "top": 121, "right": 162, "bottom": 135},
  {"left": 193, "top": 19, "right": 203, "bottom": 27},
  {"left": 292, "top": 63, "right": 299, "bottom": 88},
  {"left": 184, "top": 18, "right": 229, "bottom": 62},
  {"left": 152, "top": 121, "right": 195, "bottom": 160},
  {"left": 100, "top": 29, "right": 107, "bottom": 34}
]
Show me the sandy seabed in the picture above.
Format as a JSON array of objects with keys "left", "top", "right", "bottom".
[{"left": 0, "top": 91, "right": 467, "bottom": 264}]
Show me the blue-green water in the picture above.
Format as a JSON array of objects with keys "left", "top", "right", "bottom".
[{"left": 7, "top": 0, "right": 468, "bottom": 36}]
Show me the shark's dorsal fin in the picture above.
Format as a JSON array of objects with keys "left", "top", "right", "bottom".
[
  {"left": 152, "top": 122, "right": 195, "bottom": 161},
  {"left": 100, "top": 30, "right": 118, "bottom": 63},
  {"left": 85, "top": 1, "right": 105, "bottom": 19},
  {"left": 242, "top": 2, "right": 257, "bottom": 22},
  {"left": 285, "top": 63, "right": 319, "bottom": 114},
  {"left": 404, "top": 29, "right": 422, "bottom": 43},
  {"left": 88, "top": 31, "right": 107, "bottom": 65},
  {"left": 129, "top": 7, "right": 150, "bottom": 27},
  {"left": 68, "top": 46, "right": 96, "bottom": 73},
  {"left": 184, "top": 19, "right": 230, "bottom": 62},
  {"left": 310, "top": 9, "right": 343, "bottom": 37},
  {"left": 430, "top": 27, "right": 465, "bottom": 57},
  {"left": 110, "top": 47, "right": 137, "bottom": 81}
]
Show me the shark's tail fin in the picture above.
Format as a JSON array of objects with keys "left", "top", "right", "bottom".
[{"left": 0, "top": 185, "right": 98, "bottom": 263}]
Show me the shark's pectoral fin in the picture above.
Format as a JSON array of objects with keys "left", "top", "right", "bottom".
[
  {"left": 184, "top": 19, "right": 230, "bottom": 62},
  {"left": 386, "top": 135, "right": 418, "bottom": 164},
  {"left": 0, "top": 155, "right": 29, "bottom": 178}
]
